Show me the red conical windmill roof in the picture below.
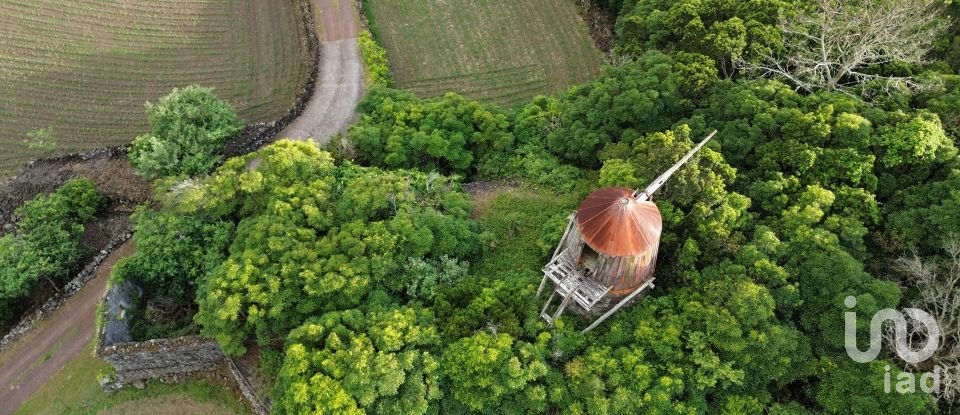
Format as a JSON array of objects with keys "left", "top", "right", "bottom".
[{"left": 576, "top": 187, "right": 663, "bottom": 257}]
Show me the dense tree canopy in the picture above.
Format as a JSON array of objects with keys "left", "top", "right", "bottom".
[
  {"left": 615, "top": 0, "right": 797, "bottom": 75},
  {"left": 350, "top": 87, "right": 513, "bottom": 176},
  {"left": 273, "top": 306, "right": 442, "bottom": 415},
  {"left": 173, "top": 140, "right": 483, "bottom": 355}
]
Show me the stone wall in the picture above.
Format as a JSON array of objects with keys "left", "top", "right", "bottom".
[{"left": 98, "top": 335, "right": 225, "bottom": 383}]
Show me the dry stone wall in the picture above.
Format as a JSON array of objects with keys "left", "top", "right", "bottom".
[{"left": 98, "top": 335, "right": 225, "bottom": 383}]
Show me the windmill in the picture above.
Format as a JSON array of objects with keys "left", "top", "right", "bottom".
[{"left": 537, "top": 130, "right": 717, "bottom": 333}]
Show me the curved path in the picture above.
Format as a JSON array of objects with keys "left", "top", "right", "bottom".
[
  {"left": 280, "top": 0, "right": 364, "bottom": 143},
  {"left": 0, "top": 241, "right": 134, "bottom": 414}
]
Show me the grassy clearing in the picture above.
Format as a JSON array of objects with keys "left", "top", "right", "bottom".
[
  {"left": 14, "top": 339, "right": 248, "bottom": 415},
  {"left": 0, "top": 0, "right": 312, "bottom": 178},
  {"left": 472, "top": 186, "right": 582, "bottom": 278},
  {"left": 366, "top": 0, "right": 603, "bottom": 107}
]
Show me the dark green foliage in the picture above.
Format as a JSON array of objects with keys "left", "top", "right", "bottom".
[
  {"left": 350, "top": 86, "right": 513, "bottom": 176},
  {"left": 886, "top": 169, "right": 960, "bottom": 254},
  {"left": 129, "top": 85, "right": 242, "bottom": 179},
  {"left": 0, "top": 179, "right": 103, "bottom": 328},
  {"left": 814, "top": 358, "right": 934, "bottom": 414},
  {"left": 111, "top": 208, "right": 233, "bottom": 302},
  {"left": 918, "top": 75, "right": 960, "bottom": 141},
  {"left": 514, "top": 52, "right": 703, "bottom": 167},
  {"left": 273, "top": 306, "right": 442, "bottom": 415},
  {"left": 615, "top": 0, "right": 797, "bottom": 75},
  {"left": 184, "top": 140, "right": 483, "bottom": 355}
]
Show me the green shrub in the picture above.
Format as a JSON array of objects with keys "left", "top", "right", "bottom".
[
  {"left": 350, "top": 87, "right": 514, "bottom": 177},
  {"left": 0, "top": 179, "right": 104, "bottom": 328},
  {"left": 359, "top": 30, "right": 392, "bottom": 87},
  {"left": 129, "top": 85, "right": 242, "bottom": 179},
  {"left": 111, "top": 208, "right": 233, "bottom": 303}
]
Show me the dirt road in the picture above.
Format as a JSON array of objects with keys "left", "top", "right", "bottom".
[
  {"left": 280, "top": 0, "right": 364, "bottom": 144},
  {"left": 0, "top": 241, "right": 134, "bottom": 415}
]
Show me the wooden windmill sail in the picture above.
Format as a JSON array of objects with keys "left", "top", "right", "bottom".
[{"left": 537, "top": 130, "right": 717, "bottom": 333}]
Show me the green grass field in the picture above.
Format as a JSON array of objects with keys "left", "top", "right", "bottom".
[
  {"left": 366, "top": 0, "right": 603, "bottom": 107},
  {"left": 0, "top": 0, "right": 312, "bottom": 178}
]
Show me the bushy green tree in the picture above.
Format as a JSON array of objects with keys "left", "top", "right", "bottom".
[
  {"left": 0, "top": 179, "right": 103, "bottom": 327},
  {"left": 350, "top": 87, "right": 513, "bottom": 176},
  {"left": 184, "top": 140, "right": 483, "bottom": 355},
  {"left": 272, "top": 306, "right": 442, "bottom": 415},
  {"left": 515, "top": 52, "right": 705, "bottom": 167},
  {"left": 441, "top": 331, "right": 550, "bottom": 414},
  {"left": 129, "top": 85, "right": 242, "bottom": 179},
  {"left": 111, "top": 208, "right": 233, "bottom": 302}
]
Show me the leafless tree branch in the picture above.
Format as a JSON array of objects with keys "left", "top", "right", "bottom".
[
  {"left": 889, "top": 237, "right": 960, "bottom": 402},
  {"left": 740, "top": 0, "right": 947, "bottom": 96}
]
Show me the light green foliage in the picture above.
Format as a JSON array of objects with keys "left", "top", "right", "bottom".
[
  {"left": 21, "top": 128, "right": 57, "bottom": 154},
  {"left": 129, "top": 85, "right": 242, "bottom": 179},
  {"left": 359, "top": 30, "right": 392, "bottom": 87},
  {"left": 111, "top": 208, "right": 233, "bottom": 302},
  {"left": 401, "top": 255, "right": 469, "bottom": 301},
  {"left": 187, "top": 140, "right": 482, "bottom": 355},
  {"left": 615, "top": 0, "right": 796, "bottom": 74},
  {"left": 272, "top": 306, "right": 442, "bottom": 415},
  {"left": 875, "top": 111, "right": 955, "bottom": 168},
  {"left": 442, "top": 331, "right": 550, "bottom": 414},
  {"left": 350, "top": 86, "right": 513, "bottom": 176}
]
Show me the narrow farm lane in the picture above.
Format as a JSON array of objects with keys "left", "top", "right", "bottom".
[
  {"left": 0, "top": 241, "right": 134, "bottom": 415},
  {"left": 280, "top": 0, "right": 364, "bottom": 144}
]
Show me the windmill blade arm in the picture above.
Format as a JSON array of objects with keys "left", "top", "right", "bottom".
[{"left": 634, "top": 130, "right": 717, "bottom": 202}]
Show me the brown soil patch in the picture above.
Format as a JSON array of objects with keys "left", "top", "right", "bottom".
[{"left": 464, "top": 181, "right": 520, "bottom": 219}]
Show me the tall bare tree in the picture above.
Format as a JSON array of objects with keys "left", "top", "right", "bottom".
[
  {"left": 893, "top": 238, "right": 960, "bottom": 404},
  {"left": 742, "top": 0, "right": 947, "bottom": 94}
]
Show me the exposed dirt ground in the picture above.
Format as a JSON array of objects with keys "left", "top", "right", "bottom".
[
  {"left": 278, "top": 0, "right": 363, "bottom": 144},
  {"left": 0, "top": 149, "right": 151, "bottom": 232},
  {"left": 0, "top": 241, "right": 134, "bottom": 415},
  {"left": 463, "top": 181, "right": 520, "bottom": 218}
]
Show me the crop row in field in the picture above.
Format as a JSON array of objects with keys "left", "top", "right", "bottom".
[
  {"left": 0, "top": 0, "right": 312, "bottom": 178},
  {"left": 366, "top": 0, "right": 603, "bottom": 107}
]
